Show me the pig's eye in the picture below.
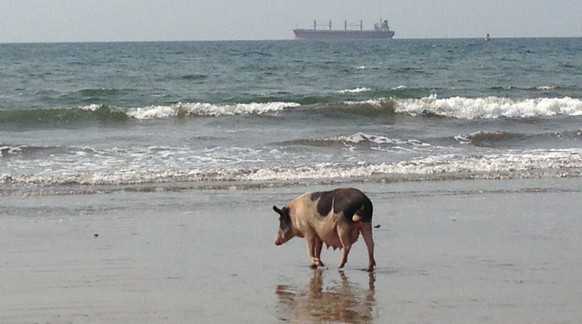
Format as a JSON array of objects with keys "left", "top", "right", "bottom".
[{"left": 279, "top": 218, "right": 290, "bottom": 229}]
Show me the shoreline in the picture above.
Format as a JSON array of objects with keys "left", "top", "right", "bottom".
[{"left": 1, "top": 177, "right": 581, "bottom": 323}]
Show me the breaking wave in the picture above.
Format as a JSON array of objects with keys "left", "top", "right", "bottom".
[
  {"left": 2, "top": 96, "right": 581, "bottom": 127},
  {"left": 453, "top": 129, "right": 582, "bottom": 148},
  {"left": 391, "top": 96, "right": 582, "bottom": 119},
  {"left": 335, "top": 87, "right": 372, "bottom": 94},
  {"left": 0, "top": 102, "right": 300, "bottom": 126},
  {"left": 454, "top": 131, "right": 529, "bottom": 147},
  {"left": 0, "top": 145, "right": 24, "bottom": 157},
  {"left": 282, "top": 132, "right": 432, "bottom": 151},
  {"left": 125, "top": 101, "right": 299, "bottom": 119},
  {"left": 0, "top": 105, "right": 130, "bottom": 126}
]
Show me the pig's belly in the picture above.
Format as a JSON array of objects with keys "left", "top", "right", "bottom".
[
  {"left": 321, "top": 233, "right": 342, "bottom": 249},
  {"left": 317, "top": 227, "right": 360, "bottom": 249}
]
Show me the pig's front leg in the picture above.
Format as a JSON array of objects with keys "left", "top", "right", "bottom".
[
  {"left": 313, "top": 236, "right": 324, "bottom": 267},
  {"left": 305, "top": 235, "right": 324, "bottom": 268}
]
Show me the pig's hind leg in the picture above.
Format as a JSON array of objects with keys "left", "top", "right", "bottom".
[
  {"left": 360, "top": 222, "right": 376, "bottom": 271},
  {"left": 337, "top": 227, "right": 353, "bottom": 269}
]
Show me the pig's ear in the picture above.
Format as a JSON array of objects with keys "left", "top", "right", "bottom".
[{"left": 273, "top": 206, "right": 282, "bottom": 215}]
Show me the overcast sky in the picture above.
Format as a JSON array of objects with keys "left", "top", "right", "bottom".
[{"left": 0, "top": 0, "right": 580, "bottom": 43}]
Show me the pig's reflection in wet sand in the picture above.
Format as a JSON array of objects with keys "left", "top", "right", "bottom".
[{"left": 275, "top": 269, "right": 376, "bottom": 323}]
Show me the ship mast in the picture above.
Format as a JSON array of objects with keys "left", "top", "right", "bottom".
[{"left": 312, "top": 20, "right": 332, "bottom": 31}]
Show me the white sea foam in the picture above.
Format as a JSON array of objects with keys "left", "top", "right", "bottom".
[
  {"left": 244, "top": 149, "right": 582, "bottom": 182},
  {"left": 126, "top": 102, "right": 300, "bottom": 120},
  {"left": 128, "top": 105, "right": 176, "bottom": 119},
  {"left": 332, "top": 132, "right": 431, "bottom": 148},
  {"left": 0, "top": 145, "right": 23, "bottom": 157},
  {"left": 335, "top": 87, "right": 372, "bottom": 94},
  {"left": 5, "top": 149, "right": 580, "bottom": 187},
  {"left": 79, "top": 104, "right": 102, "bottom": 111},
  {"left": 392, "top": 96, "right": 582, "bottom": 119}
]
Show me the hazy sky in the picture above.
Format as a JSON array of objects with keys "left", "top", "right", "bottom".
[{"left": 1, "top": 0, "right": 580, "bottom": 42}]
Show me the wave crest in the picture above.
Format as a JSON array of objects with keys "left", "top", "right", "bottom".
[
  {"left": 394, "top": 96, "right": 582, "bottom": 119},
  {"left": 286, "top": 132, "right": 431, "bottom": 151},
  {"left": 0, "top": 102, "right": 300, "bottom": 126},
  {"left": 455, "top": 131, "right": 527, "bottom": 147},
  {"left": 335, "top": 87, "right": 372, "bottom": 94},
  {"left": 127, "top": 101, "right": 299, "bottom": 119}
]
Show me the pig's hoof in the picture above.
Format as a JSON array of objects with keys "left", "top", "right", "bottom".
[
  {"left": 366, "top": 260, "right": 376, "bottom": 272},
  {"left": 310, "top": 261, "right": 324, "bottom": 268},
  {"left": 311, "top": 258, "right": 324, "bottom": 268}
]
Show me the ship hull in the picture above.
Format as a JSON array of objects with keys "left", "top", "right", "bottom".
[{"left": 293, "top": 29, "right": 395, "bottom": 40}]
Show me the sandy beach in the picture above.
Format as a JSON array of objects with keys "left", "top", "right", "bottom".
[{"left": 1, "top": 177, "right": 581, "bottom": 323}]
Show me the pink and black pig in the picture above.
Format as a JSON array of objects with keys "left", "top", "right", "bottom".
[{"left": 273, "top": 188, "right": 376, "bottom": 271}]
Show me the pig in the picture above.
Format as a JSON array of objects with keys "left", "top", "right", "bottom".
[{"left": 273, "top": 188, "right": 376, "bottom": 271}]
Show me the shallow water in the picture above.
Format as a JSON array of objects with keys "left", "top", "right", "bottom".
[{"left": 1, "top": 178, "right": 581, "bottom": 322}]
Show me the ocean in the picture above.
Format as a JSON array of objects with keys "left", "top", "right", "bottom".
[
  {"left": 1, "top": 38, "right": 581, "bottom": 196},
  {"left": 2, "top": 38, "right": 582, "bottom": 322}
]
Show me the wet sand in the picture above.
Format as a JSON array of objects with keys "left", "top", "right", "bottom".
[{"left": 1, "top": 178, "right": 581, "bottom": 323}]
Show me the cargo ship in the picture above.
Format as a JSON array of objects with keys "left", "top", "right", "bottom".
[{"left": 294, "top": 19, "right": 395, "bottom": 40}]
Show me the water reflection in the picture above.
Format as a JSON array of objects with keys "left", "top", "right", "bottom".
[{"left": 275, "top": 269, "right": 376, "bottom": 323}]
